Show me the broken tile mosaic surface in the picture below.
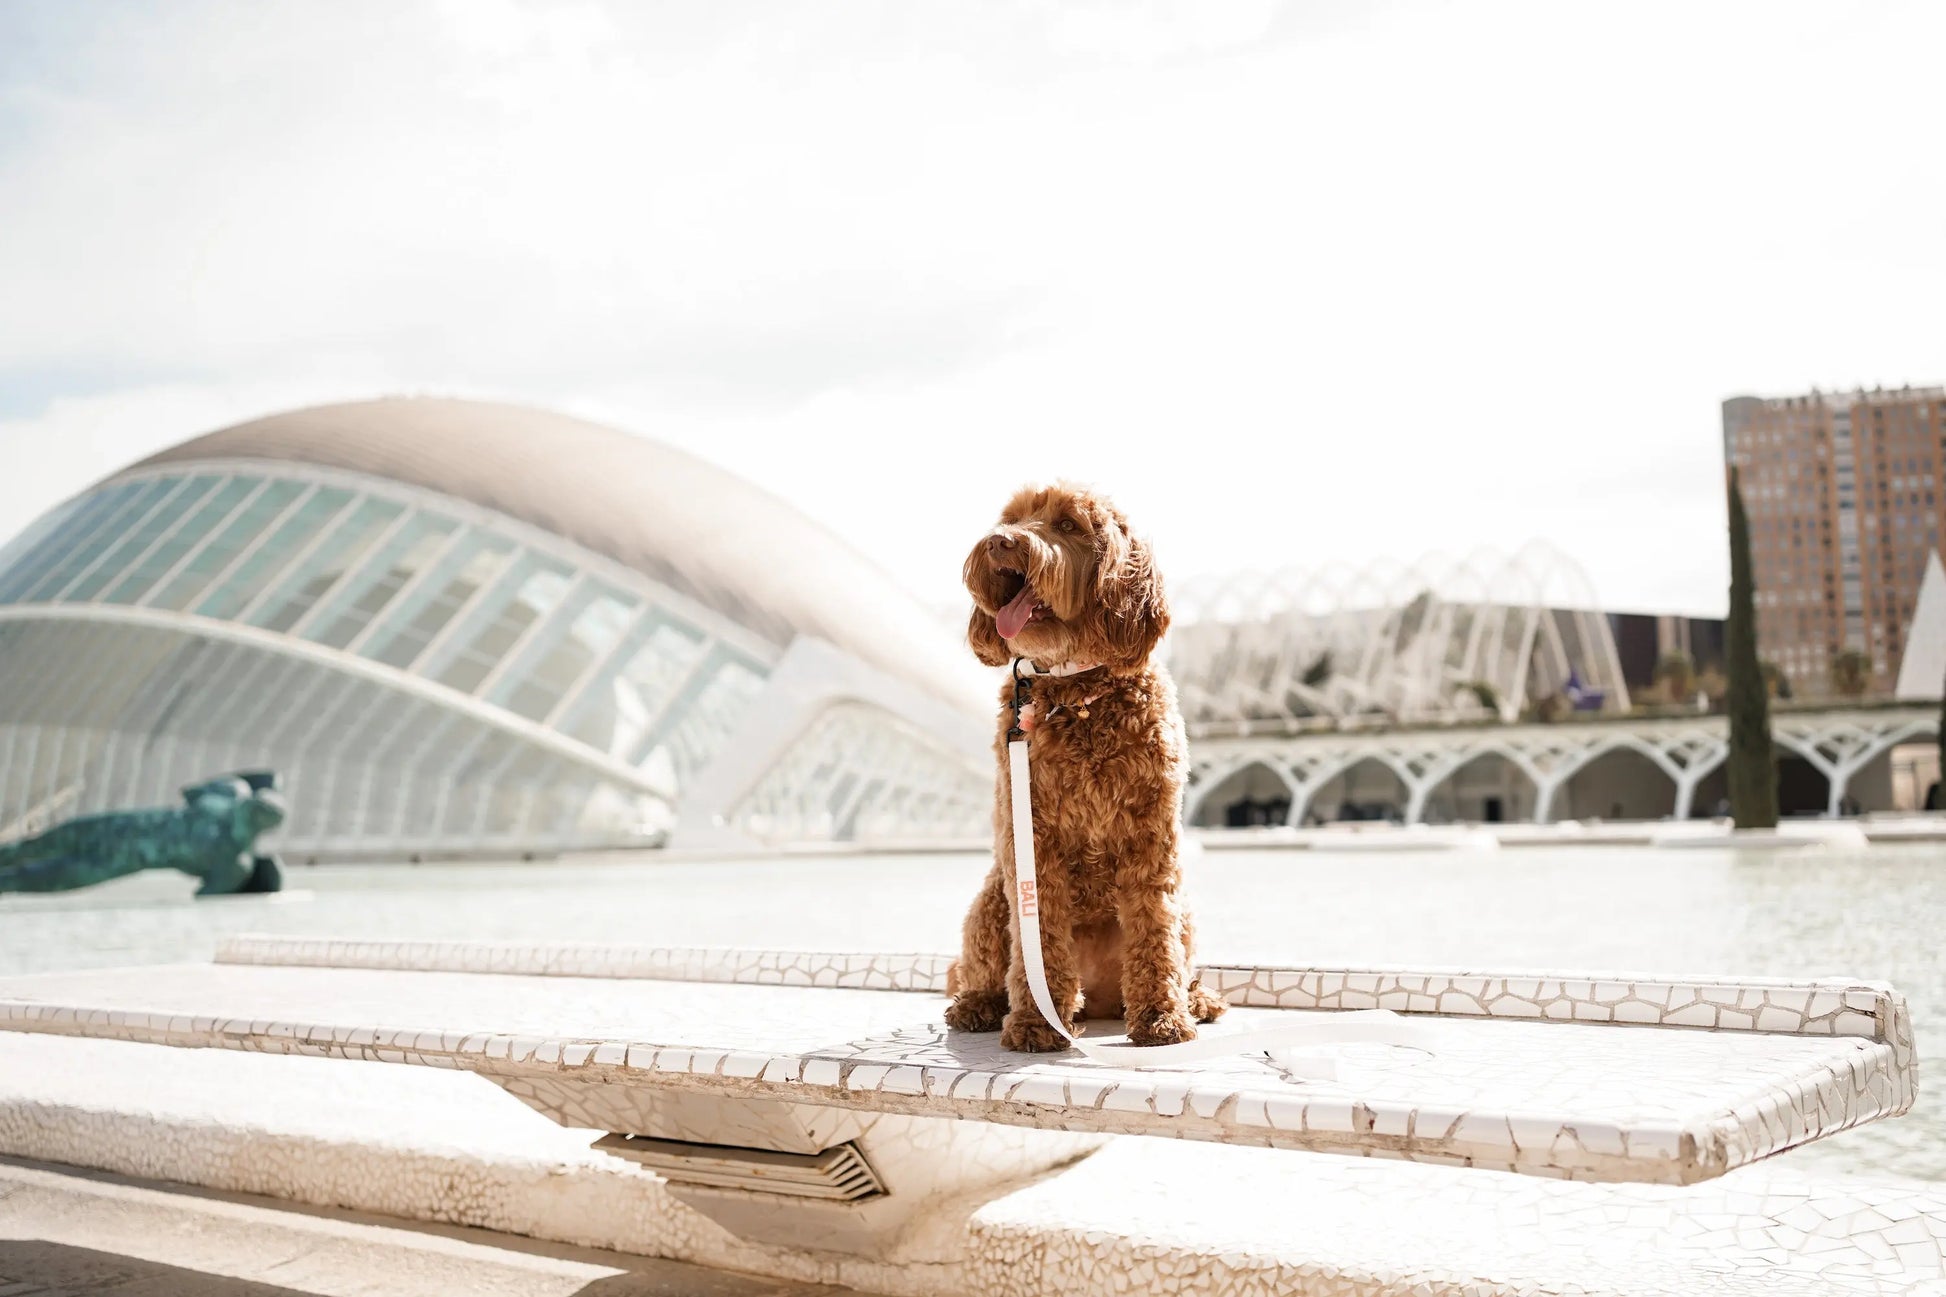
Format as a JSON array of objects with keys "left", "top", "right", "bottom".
[{"left": 0, "top": 944, "right": 1915, "bottom": 1184}]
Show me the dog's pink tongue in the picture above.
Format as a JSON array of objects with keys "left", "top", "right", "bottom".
[{"left": 996, "top": 585, "right": 1037, "bottom": 640}]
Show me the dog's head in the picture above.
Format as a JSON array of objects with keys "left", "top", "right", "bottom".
[{"left": 962, "top": 482, "right": 1169, "bottom": 672}]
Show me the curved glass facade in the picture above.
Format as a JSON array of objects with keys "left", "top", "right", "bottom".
[
  {"left": 0, "top": 462, "right": 804, "bottom": 856},
  {"left": 0, "top": 617, "right": 656, "bottom": 857},
  {"left": 0, "top": 405, "right": 996, "bottom": 859},
  {"left": 0, "top": 465, "right": 782, "bottom": 761}
]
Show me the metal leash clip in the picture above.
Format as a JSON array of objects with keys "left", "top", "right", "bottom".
[{"left": 1007, "top": 657, "right": 1033, "bottom": 741}]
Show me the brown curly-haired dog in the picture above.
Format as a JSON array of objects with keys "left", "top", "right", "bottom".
[{"left": 943, "top": 482, "right": 1225, "bottom": 1052}]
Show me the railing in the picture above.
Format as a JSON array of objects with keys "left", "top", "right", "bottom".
[{"left": 1188, "top": 694, "right": 1939, "bottom": 741}]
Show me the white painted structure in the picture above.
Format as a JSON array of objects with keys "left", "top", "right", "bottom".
[
  {"left": 1895, "top": 550, "right": 1945, "bottom": 702},
  {"left": 0, "top": 399, "right": 990, "bottom": 857},
  {"left": 10, "top": 1028, "right": 1946, "bottom": 1297},
  {"left": 0, "top": 936, "right": 1927, "bottom": 1295},
  {"left": 1169, "top": 542, "right": 1630, "bottom": 728},
  {"left": 2, "top": 933, "right": 1912, "bottom": 1188},
  {"left": 1188, "top": 704, "right": 1942, "bottom": 827}
]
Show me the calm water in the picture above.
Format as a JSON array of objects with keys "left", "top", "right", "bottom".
[{"left": 3, "top": 842, "right": 1943, "bottom": 1181}]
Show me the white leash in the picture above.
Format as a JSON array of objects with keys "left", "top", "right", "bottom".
[{"left": 1008, "top": 735, "right": 1428, "bottom": 1076}]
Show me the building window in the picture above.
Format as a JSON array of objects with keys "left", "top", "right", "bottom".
[{"left": 247, "top": 497, "right": 407, "bottom": 634}]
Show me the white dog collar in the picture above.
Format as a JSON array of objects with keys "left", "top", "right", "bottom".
[{"left": 1014, "top": 658, "right": 1103, "bottom": 678}]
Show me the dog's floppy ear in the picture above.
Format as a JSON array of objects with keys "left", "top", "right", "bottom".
[
  {"left": 966, "top": 605, "right": 1011, "bottom": 667},
  {"left": 1087, "top": 518, "right": 1170, "bottom": 670}
]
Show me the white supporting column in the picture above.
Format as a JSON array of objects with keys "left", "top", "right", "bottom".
[
  {"left": 1284, "top": 781, "right": 1318, "bottom": 828},
  {"left": 1404, "top": 781, "right": 1433, "bottom": 826},
  {"left": 1401, "top": 747, "right": 1472, "bottom": 826},
  {"left": 1673, "top": 772, "right": 1700, "bottom": 821},
  {"left": 1533, "top": 776, "right": 1562, "bottom": 825}
]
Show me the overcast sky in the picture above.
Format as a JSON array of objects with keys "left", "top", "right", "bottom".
[{"left": 2, "top": 0, "right": 1941, "bottom": 618}]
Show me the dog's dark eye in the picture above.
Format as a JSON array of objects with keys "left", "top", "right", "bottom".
[{"left": 1056, "top": 518, "right": 1077, "bottom": 534}]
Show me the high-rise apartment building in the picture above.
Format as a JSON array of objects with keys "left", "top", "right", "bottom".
[{"left": 1722, "top": 386, "right": 1945, "bottom": 697}]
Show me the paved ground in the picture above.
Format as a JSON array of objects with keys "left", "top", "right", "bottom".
[{"left": 0, "top": 1158, "right": 850, "bottom": 1297}]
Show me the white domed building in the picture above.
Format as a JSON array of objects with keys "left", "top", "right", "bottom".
[{"left": 0, "top": 399, "right": 990, "bottom": 858}]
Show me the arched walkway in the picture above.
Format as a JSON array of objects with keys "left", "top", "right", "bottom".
[
  {"left": 1307, "top": 757, "right": 1410, "bottom": 825},
  {"left": 1183, "top": 705, "right": 1937, "bottom": 828},
  {"left": 1189, "top": 759, "right": 1298, "bottom": 828},
  {"left": 1552, "top": 746, "right": 1678, "bottom": 822},
  {"left": 1416, "top": 750, "right": 1539, "bottom": 824},
  {"left": 1775, "top": 719, "right": 1939, "bottom": 817},
  {"left": 1688, "top": 763, "right": 1729, "bottom": 819}
]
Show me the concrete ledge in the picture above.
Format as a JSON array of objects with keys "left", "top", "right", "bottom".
[
  {"left": 0, "top": 956, "right": 1914, "bottom": 1184},
  {"left": 1191, "top": 815, "right": 1946, "bottom": 849},
  {"left": 969, "top": 1140, "right": 1946, "bottom": 1297},
  {"left": 210, "top": 934, "right": 1913, "bottom": 1041},
  {"left": 6, "top": 1035, "right": 1946, "bottom": 1295},
  {"left": 1651, "top": 821, "right": 1874, "bottom": 850},
  {"left": 0, "top": 1035, "right": 962, "bottom": 1295},
  {"left": 0, "top": 1157, "right": 840, "bottom": 1296}
]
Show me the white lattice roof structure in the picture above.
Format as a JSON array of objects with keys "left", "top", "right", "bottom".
[{"left": 1168, "top": 542, "right": 1631, "bottom": 731}]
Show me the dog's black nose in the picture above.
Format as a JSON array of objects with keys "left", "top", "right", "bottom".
[{"left": 987, "top": 533, "right": 1015, "bottom": 554}]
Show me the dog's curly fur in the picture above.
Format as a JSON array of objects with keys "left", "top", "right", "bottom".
[{"left": 943, "top": 482, "right": 1225, "bottom": 1052}]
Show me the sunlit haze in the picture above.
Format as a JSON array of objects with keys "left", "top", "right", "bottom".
[{"left": 3, "top": 0, "right": 1941, "bottom": 617}]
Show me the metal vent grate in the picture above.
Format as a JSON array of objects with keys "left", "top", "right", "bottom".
[{"left": 592, "top": 1133, "right": 886, "bottom": 1201}]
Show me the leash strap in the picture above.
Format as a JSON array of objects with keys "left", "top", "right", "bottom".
[{"left": 1008, "top": 736, "right": 1427, "bottom": 1073}]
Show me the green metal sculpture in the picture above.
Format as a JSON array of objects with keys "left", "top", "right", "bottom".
[{"left": 0, "top": 771, "right": 286, "bottom": 896}]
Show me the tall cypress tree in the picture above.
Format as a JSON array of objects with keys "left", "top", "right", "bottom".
[{"left": 1726, "top": 468, "right": 1779, "bottom": 828}]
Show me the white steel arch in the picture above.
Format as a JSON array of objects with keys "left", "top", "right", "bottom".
[
  {"left": 1770, "top": 716, "right": 1942, "bottom": 818},
  {"left": 1186, "top": 705, "right": 1939, "bottom": 828}
]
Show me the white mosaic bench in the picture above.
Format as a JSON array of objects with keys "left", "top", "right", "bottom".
[{"left": 0, "top": 936, "right": 1918, "bottom": 1261}]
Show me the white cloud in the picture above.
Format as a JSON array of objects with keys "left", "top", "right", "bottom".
[{"left": 1, "top": 0, "right": 1941, "bottom": 619}]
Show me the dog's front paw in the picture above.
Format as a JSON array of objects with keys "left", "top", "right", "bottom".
[
  {"left": 944, "top": 990, "right": 1007, "bottom": 1033},
  {"left": 1001, "top": 1012, "right": 1073, "bottom": 1053},
  {"left": 1187, "top": 979, "right": 1227, "bottom": 1024},
  {"left": 1127, "top": 1007, "right": 1197, "bottom": 1046}
]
